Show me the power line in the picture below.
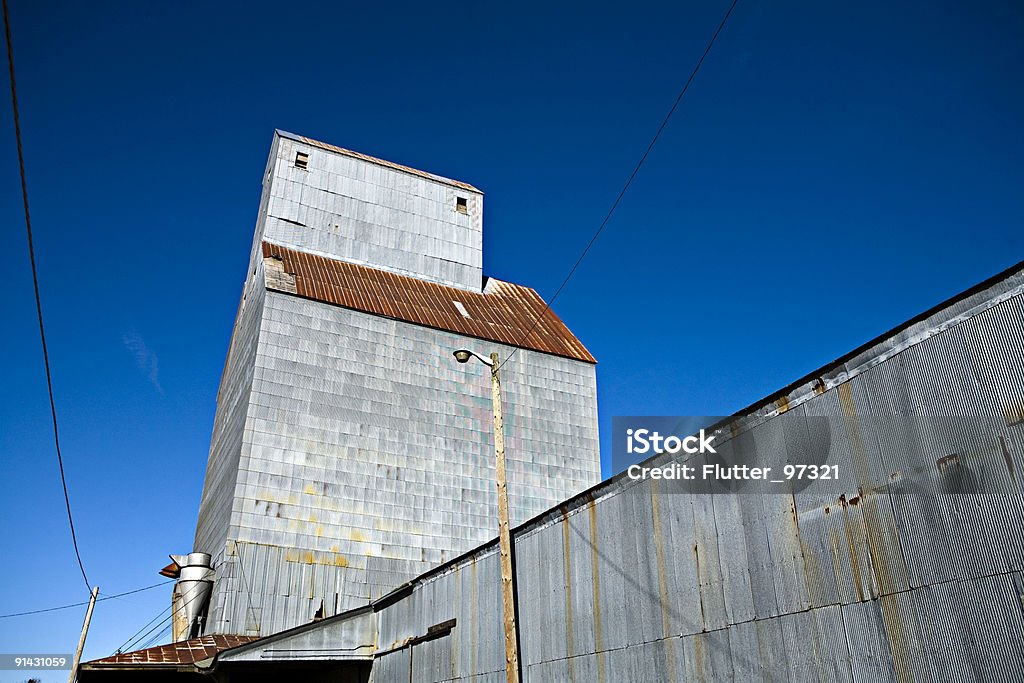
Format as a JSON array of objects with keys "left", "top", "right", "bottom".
[
  {"left": 115, "top": 585, "right": 211, "bottom": 654},
  {"left": 234, "top": 550, "right": 261, "bottom": 635},
  {"left": 119, "top": 553, "right": 257, "bottom": 654},
  {"left": 116, "top": 604, "right": 173, "bottom": 654},
  {"left": 2, "top": 0, "right": 91, "bottom": 593},
  {"left": 138, "top": 622, "right": 173, "bottom": 651},
  {"left": 499, "top": 0, "right": 740, "bottom": 370},
  {"left": 0, "top": 580, "right": 173, "bottom": 619}
]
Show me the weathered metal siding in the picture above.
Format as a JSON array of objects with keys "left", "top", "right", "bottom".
[
  {"left": 195, "top": 133, "right": 600, "bottom": 637},
  {"left": 365, "top": 266, "right": 1024, "bottom": 682},
  {"left": 267, "top": 130, "right": 484, "bottom": 292},
  {"left": 194, "top": 135, "right": 282, "bottom": 637},
  {"left": 194, "top": 259, "right": 267, "bottom": 559},
  {"left": 202, "top": 291, "right": 600, "bottom": 635}
]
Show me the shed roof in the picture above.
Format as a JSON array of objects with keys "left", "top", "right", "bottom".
[
  {"left": 84, "top": 634, "right": 258, "bottom": 667},
  {"left": 261, "top": 241, "right": 596, "bottom": 364}
]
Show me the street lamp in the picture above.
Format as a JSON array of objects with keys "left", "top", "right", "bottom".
[
  {"left": 452, "top": 348, "right": 492, "bottom": 366},
  {"left": 452, "top": 348, "right": 520, "bottom": 683}
]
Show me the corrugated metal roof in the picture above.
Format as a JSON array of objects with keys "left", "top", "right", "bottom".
[
  {"left": 276, "top": 130, "right": 482, "bottom": 194},
  {"left": 84, "top": 635, "right": 258, "bottom": 666},
  {"left": 261, "top": 241, "right": 596, "bottom": 364}
]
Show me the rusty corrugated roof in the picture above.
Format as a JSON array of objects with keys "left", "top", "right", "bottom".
[
  {"left": 278, "top": 130, "right": 481, "bottom": 194},
  {"left": 261, "top": 242, "right": 596, "bottom": 364},
  {"left": 84, "top": 634, "right": 258, "bottom": 666}
]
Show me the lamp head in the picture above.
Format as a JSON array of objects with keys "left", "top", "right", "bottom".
[{"left": 452, "top": 348, "right": 494, "bottom": 367}]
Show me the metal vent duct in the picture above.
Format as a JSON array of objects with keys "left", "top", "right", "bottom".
[{"left": 164, "top": 552, "right": 214, "bottom": 642}]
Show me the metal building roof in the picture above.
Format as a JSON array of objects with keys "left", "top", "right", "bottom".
[
  {"left": 83, "top": 634, "right": 258, "bottom": 667},
  {"left": 261, "top": 241, "right": 597, "bottom": 363},
  {"left": 276, "top": 130, "right": 482, "bottom": 194}
]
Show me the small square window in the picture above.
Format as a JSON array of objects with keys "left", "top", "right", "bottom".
[
  {"left": 294, "top": 151, "right": 309, "bottom": 170},
  {"left": 455, "top": 197, "right": 468, "bottom": 214}
]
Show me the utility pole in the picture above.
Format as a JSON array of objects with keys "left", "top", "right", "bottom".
[
  {"left": 452, "top": 348, "right": 521, "bottom": 683},
  {"left": 489, "top": 352, "right": 520, "bottom": 683},
  {"left": 69, "top": 586, "right": 99, "bottom": 683}
]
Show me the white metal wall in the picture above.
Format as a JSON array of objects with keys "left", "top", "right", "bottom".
[
  {"left": 265, "top": 132, "right": 484, "bottom": 291},
  {"left": 200, "top": 291, "right": 600, "bottom": 635}
]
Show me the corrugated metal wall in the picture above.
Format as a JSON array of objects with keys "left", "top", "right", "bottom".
[
  {"left": 200, "top": 293, "right": 600, "bottom": 637},
  {"left": 268, "top": 131, "right": 484, "bottom": 292},
  {"left": 367, "top": 268, "right": 1024, "bottom": 682},
  {"left": 194, "top": 258, "right": 266, "bottom": 558}
]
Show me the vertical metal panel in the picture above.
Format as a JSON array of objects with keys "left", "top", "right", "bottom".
[
  {"left": 658, "top": 479, "right": 703, "bottom": 637},
  {"left": 724, "top": 620, "right": 761, "bottom": 682},
  {"left": 878, "top": 589, "right": 934, "bottom": 683},
  {"left": 810, "top": 604, "right": 854, "bottom": 683},
  {"left": 617, "top": 483, "right": 649, "bottom": 645},
  {"left": 565, "top": 506, "right": 596, "bottom": 660},
  {"left": 755, "top": 616, "right": 790, "bottom": 682},
  {"left": 594, "top": 492, "right": 629, "bottom": 652},
  {"left": 692, "top": 489, "right": 729, "bottom": 632},
  {"left": 710, "top": 488, "right": 757, "bottom": 626},
  {"left": 841, "top": 599, "right": 898, "bottom": 683},
  {"left": 630, "top": 482, "right": 664, "bottom": 644}
]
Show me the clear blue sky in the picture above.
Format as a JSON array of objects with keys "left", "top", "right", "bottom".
[{"left": 1, "top": 0, "right": 1021, "bottom": 674}]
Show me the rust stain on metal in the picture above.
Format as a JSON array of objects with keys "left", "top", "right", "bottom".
[
  {"left": 693, "top": 541, "right": 708, "bottom": 629},
  {"left": 469, "top": 558, "right": 478, "bottom": 676},
  {"left": 827, "top": 526, "right": 852, "bottom": 602},
  {"left": 783, "top": 492, "right": 812, "bottom": 610},
  {"left": 837, "top": 383, "right": 913, "bottom": 683},
  {"left": 813, "top": 378, "right": 827, "bottom": 394},
  {"left": 649, "top": 481, "right": 677, "bottom": 676},
  {"left": 560, "top": 507, "right": 576, "bottom": 682},
  {"left": 879, "top": 596, "right": 913, "bottom": 683},
  {"left": 694, "top": 632, "right": 707, "bottom": 682},
  {"left": 261, "top": 242, "right": 595, "bottom": 363},
  {"left": 586, "top": 500, "right": 606, "bottom": 683},
  {"left": 282, "top": 549, "right": 348, "bottom": 567},
  {"left": 839, "top": 496, "right": 865, "bottom": 603},
  {"left": 936, "top": 453, "right": 961, "bottom": 470},
  {"left": 797, "top": 511, "right": 823, "bottom": 609},
  {"left": 776, "top": 395, "right": 791, "bottom": 414},
  {"left": 1003, "top": 404, "right": 1024, "bottom": 428}
]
